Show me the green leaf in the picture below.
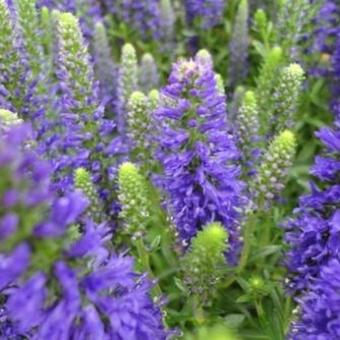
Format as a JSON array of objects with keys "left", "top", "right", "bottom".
[
  {"left": 174, "top": 277, "right": 187, "bottom": 293},
  {"left": 224, "top": 314, "right": 246, "bottom": 329}
]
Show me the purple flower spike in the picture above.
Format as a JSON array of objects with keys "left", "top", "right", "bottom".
[{"left": 155, "top": 55, "right": 244, "bottom": 264}]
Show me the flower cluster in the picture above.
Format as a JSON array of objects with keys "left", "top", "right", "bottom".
[
  {"left": 0, "top": 123, "right": 169, "bottom": 339},
  {"left": 184, "top": 0, "right": 225, "bottom": 28},
  {"left": 103, "top": 0, "right": 162, "bottom": 40},
  {"left": 254, "top": 130, "right": 296, "bottom": 207},
  {"left": 228, "top": 0, "right": 249, "bottom": 88},
  {"left": 139, "top": 53, "right": 160, "bottom": 94},
  {"left": 284, "top": 125, "right": 340, "bottom": 293},
  {"left": 182, "top": 222, "right": 228, "bottom": 303},
  {"left": 289, "top": 258, "right": 340, "bottom": 338},
  {"left": 155, "top": 54, "right": 244, "bottom": 263}
]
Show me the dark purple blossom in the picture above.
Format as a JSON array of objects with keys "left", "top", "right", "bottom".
[
  {"left": 155, "top": 56, "right": 244, "bottom": 264},
  {"left": 36, "top": 0, "right": 102, "bottom": 39},
  {"left": 0, "top": 124, "right": 169, "bottom": 339},
  {"left": 103, "top": 0, "right": 162, "bottom": 40},
  {"left": 284, "top": 123, "right": 340, "bottom": 293},
  {"left": 184, "top": 0, "right": 225, "bottom": 28},
  {"left": 289, "top": 258, "right": 340, "bottom": 339}
]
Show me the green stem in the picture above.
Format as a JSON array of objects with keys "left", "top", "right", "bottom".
[
  {"left": 136, "top": 237, "right": 162, "bottom": 297},
  {"left": 192, "top": 295, "right": 205, "bottom": 326},
  {"left": 237, "top": 213, "right": 258, "bottom": 273}
]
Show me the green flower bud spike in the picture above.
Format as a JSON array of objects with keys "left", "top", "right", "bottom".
[
  {"left": 253, "top": 9, "right": 267, "bottom": 36},
  {"left": 182, "top": 222, "right": 228, "bottom": 304},
  {"left": 54, "top": 11, "right": 94, "bottom": 108},
  {"left": 117, "top": 43, "right": 138, "bottom": 133},
  {"left": 117, "top": 162, "right": 162, "bottom": 297},
  {"left": 117, "top": 162, "right": 152, "bottom": 238},
  {"left": 14, "top": 0, "right": 43, "bottom": 76},
  {"left": 256, "top": 46, "right": 283, "bottom": 131},
  {"left": 74, "top": 168, "right": 102, "bottom": 222},
  {"left": 272, "top": 63, "right": 305, "bottom": 133},
  {"left": 127, "top": 91, "right": 155, "bottom": 166},
  {"left": 148, "top": 89, "right": 160, "bottom": 112},
  {"left": 254, "top": 130, "right": 296, "bottom": 207},
  {"left": 196, "top": 49, "right": 213, "bottom": 67},
  {"left": 236, "top": 90, "right": 260, "bottom": 162},
  {"left": 139, "top": 53, "right": 159, "bottom": 93}
]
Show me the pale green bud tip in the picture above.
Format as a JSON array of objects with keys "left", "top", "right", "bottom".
[
  {"left": 57, "top": 11, "right": 78, "bottom": 27},
  {"left": 286, "top": 63, "right": 304, "bottom": 78},
  {"left": 249, "top": 276, "right": 265, "bottom": 289},
  {"left": 277, "top": 130, "right": 296, "bottom": 148},
  {"left": 141, "top": 53, "right": 154, "bottom": 63},
  {"left": 202, "top": 222, "right": 228, "bottom": 245},
  {"left": 240, "top": 0, "right": 248, "bottom": 8},
  {"left": 41, "top": 6, "right": 50, "bottom": 18},
  {"left": 122, "top": 43, "right": 136, "bottom": 56},
  {"left": 243, "top": 90, "right": 256, "bottom": 106},
  {"left": 119, "top": 162, "right": 138, "bottom": 177},
  {"left": 148, "top": 89, "right": 160, "bottom": 100},
  {"left": 196, "top": 49, "right": 212, "bottom": 63},
  {"left": 75, "top": 167, "right": 89, "bottom": 180},
  {"left": 130, "top": 91, "right": 147, "bottom": 103},
  {"left": 254, "top": 8, "right": 267, "bottom": 23},
  {"left": 270, "top": 46, "right": 283, "bottom": 60}
]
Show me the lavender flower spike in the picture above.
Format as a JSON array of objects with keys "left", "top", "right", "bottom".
[
  {"left": 117, "top": 43, "right": 138, "bottom": 135},
  {"left": 284, "top": 121, "right": 340, "bottom": 293},
  {"left": 184, "top": 0, "right": 226, "bottom": 28},
  {"left": 139, "top": 53, "right": 160, "bottom": 94},
  {"left": 228, "top": 0, "right": 249, "bottom": 88},
  {"left": 0, "top": 124, "right": 170, "bottom": 339},
  {"left": 155, "top": 56, "right": 244, "bottom": 264}
]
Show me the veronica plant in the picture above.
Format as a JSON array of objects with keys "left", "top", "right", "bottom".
[
  {"left": 0, "top": 124, "right": 169, "bottom": 339},
  {"left": 228, "top": 0, "right": 249, "bottom": 88},
  {"left": 155, "top": 55, "right": 244, "bottom": 264},
  {"left": 139, "top": 53, "right": 160, "bottom": 93},
  {"left": 117, "top": 43, "right": 138, "bottom": 135}
]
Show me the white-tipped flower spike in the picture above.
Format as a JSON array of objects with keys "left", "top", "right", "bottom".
[
  {"left": 228, "top": 0, "right": 249, "bottom": 88},
  {"left": 196, "top": 50, "right": 225, "bottom": 94},
  {"left": 236, "top": 91, "right": 260, "bottom": 164},
  {"left": 254, "top": 130, "right": 296, "bottom": 207},
  {"left": 117, "top": 162, "right": 152, "bottom": 238},
  {"left": 14, "top": 0, "right": 43, "bottom": 76},
  {"left": 256, "top": 46, "right": 283, "bottom": 132},
  {"left": 139, "top": 53, "right": 160, "bottom": 93},
  {"left": 55, "top": 11, "right": 95, "bottom": 109},
  {"left": 117, "top": 43, "right": 138, "bottom": 134},
  {"left": 272, "top": 63, "right": 305, "bottom": 133},
  {"left": 74, "top": 168, "right": 102, "bottom": 222},
  {"left": 148, "top": 89, "right": 160, "bottom": 112},
  {"left": 182, "top": 222, "right": 228, "bottom": 304},
  {"left": 127, "top": 91, "right": 156, "bottom": 166},
  {"left": 196, "top": 49, "right": 214, "bottom": 67}
]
